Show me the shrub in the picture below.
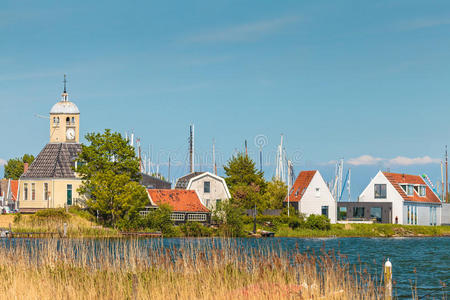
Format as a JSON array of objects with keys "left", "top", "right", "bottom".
[
  {"left": 13, "top": 213, "right": 22, "bottom": 224},
  {"left": 34, "top": 208, "right": 70, "bottom": 221},
  {"left": 288, "top": 218, "right": 302, "bottom": 230},
  {"left": 68, "top": 206, "right": 95, "bottom": 221},
  {"left": 140, "top": 204, "right": 175, "bottom": 235},
  {"left": 180, "top": 222, "right": 213, "bottom": 237},
  {"left": 213, "top": 201, "right": 245, "bottom": 237},
  {"left": 305, "top": 214, "right": 331, "bottom": 230}
]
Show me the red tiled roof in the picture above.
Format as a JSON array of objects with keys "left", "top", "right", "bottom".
[
  {"left": 382, "top": 172, "right": 441, "bottom": 204},
  {"left": 10, "top": 180, "right": 19, "bottom": 201},
  {"left": 147, "top": 189, "right": 209, "bottom": 212},
  {"left": 283, "top": 170, "right": 317, "bottom": 203}
]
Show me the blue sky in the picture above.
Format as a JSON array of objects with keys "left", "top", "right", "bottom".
[{"left": 1, "top": 0, "right": 450, "bottom": 198}]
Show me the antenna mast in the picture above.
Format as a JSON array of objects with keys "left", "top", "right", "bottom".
[
  {"left": 212, "top": 139, "right": 217, "bottom": 175},
  {"left": 275, "top": 134, "right": 286, "bottom": 183},
  {"left": 168, "top": 155, "right": 171, "bottom": 183},
  {"left": 446, "top": 145, "right": 448, "bottom": 202},
  {"left": 189, "top": 124, "right": 195, "bottom": 173}
]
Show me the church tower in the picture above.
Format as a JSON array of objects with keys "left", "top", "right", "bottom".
[{"left": 49, "top": 75, "right": 80, "bottom": 143}]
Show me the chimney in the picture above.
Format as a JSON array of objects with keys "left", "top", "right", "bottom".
[{"left": 23, "top": 163, "right": 29, "bottom": 174}]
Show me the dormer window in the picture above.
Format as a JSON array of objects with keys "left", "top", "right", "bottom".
[
  {"left": 406, "top": 185, "right": 414, "bottom": 196},
  {"left": 400, "top": 184, "right": 407, "bottom": 193},
  {"left": 419, "top": 186, "right": 426, "bottom": 197}
]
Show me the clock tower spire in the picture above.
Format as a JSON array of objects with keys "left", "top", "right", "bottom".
[{"left": 49, "top": 75, "right": 80, "bottom": 143}]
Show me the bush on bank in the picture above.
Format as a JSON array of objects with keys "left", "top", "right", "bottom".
[{"left": 243, "top": 213, "right": 331, "bottom": 231}]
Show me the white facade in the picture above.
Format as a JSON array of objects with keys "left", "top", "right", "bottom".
[
  {"left": 358, "top": 171, "right": 403, "bottom": 223},
  {"left": 184, "top": 172, "right": 231, "bottom": 211},
  {"left": 358, "top": 171, "right": 442, "bottom": 225},
  {"left": 298, "top": 171, "right": 337, "bottom": 223}
]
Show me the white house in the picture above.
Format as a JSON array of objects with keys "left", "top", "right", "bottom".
[
  {"left": 175, "top": 172, "right": 231, "bottom": 210},
  {"left": 358, "top": 171, "right": 442, "bottom": 225},
  {"left": 284, "top": 170, "right": 337, "bottom": 223}
]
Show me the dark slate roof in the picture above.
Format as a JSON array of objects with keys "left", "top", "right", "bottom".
[
  {"left": 140, "top": 173, "right": 171, "bottom": 189},
  {"left": 21, "top": 143, "right": 81, "bottom": 179},
  {"left": 175, "top": 172, "right": 205, "bottom": 189}
]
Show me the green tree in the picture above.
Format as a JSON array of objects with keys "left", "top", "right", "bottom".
[
  {"left": 3, "top": 154, "right": 34, "bottom": 179},
  {"left": 224, "top": 153, "right": 266, "bottom": 209},
  {"left": 76, "top": 129, "right": 147, "bottom": 227},
  {"left": 213, "top": 200, "right": 245, "bottom": 237},
  {"left": 261, "top": 179, "right": 287, "bottom": 210},
  {"left": 141, "top": 204, "right": 174, "bottom": 234}
]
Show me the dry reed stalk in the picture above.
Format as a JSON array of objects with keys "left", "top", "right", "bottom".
[{"left": 0, "top": 238, "right": 380, "bottom": 300}]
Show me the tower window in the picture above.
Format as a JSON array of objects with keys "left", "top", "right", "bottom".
[
  {"left": 71, "top": 117, "right": 75, "bottom": 124},
  {"left": 66, "top": 117, "right": 70, "bottom": 125}
]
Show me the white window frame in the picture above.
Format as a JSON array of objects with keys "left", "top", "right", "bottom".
[
  {"left": 171, "top": 213, "right": 185, "bottom": 221},
  {"left": 419, "top": 185, "right": 426, "bottom": 197},
  {"left": 187, "top": 214, "right": 207, "bottom": 222},
  {"left": 407, "top": 185, "right": 414, "bottom": 196}
]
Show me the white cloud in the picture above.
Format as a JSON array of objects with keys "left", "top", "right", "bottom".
[
  {"left": 347, "top": 155, "right": 384, "bottom": 166},
  {"left": 0, "top": 158, "right": 6, "bottom": 166},
  {"left": 387, "top": 156, "right": 440, "bottom": 166},
  {"left": 184, "top": 16, "right": 301, "bottom": 43},
  {"left": 343, "top": 155, "right": 440, "bottom": 167}
]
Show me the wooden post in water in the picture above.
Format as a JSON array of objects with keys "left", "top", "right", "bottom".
[
  {"left": 63, "top": 223, "right": 68, "bottom": 238},
  {"left": 384, "top": 258, "right": 392, "bottom": 300}
]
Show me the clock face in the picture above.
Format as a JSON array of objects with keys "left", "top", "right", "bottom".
[{"left": 66, "top": 128, "right": 75, "bottom": 140}]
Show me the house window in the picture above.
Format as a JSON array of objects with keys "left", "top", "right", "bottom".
[
  {"left": 44, "top": 183, "right": 49, "bottom": 201},
  {"left": 67, "top": 184, "right": 73, "bottom": 205},
  {"left": 374, "top": 184, "right": 386, "bottom": 199},
  {"left": 321, "top": 206, "right": 329, "bottom": 218},
  {"left": 216, "top": 199, "right": 221, "bottom": 207},
  {"left": 206, "top": 199, "right": 210, "bottom": 208},
  {"left": 419, "top": 186, "right": 426, "bottom": 197},
  {"left": 31, "top": 183, "right": 35, "bottom": 200},
  {"left": 24, "top": 184, "right": 28, "bottom": 201},
  {"left": 414, "top": 206, "right": 418, "bottom": 225},
  {"left": 400, "top": 184, "right": 407, "bottom": 193},
  {"left": 353, "top": 207, "right": 365, "bottom": 218},
  {"left": 407, "top": 206, "right": 411, "bottom": 224},
  {"left": 171, "top": 213, "right": 185, "bottom": 221},
  {"left": 187, "top": 214, "right": 207, "bottom": 222},
  {"left": 338, "top": 207, "right": 347, "bottom": 220},
  {"left": 204, "top": 181, "right": 210, "bottom": 193},
  {"left": 315, "top": 187, "right": 320, "bottom": 197},
  {"left": 370, "top": 207, "right": 382, "bottom": 223},
  {"left": 406, "top": 185, "right": 414, "bottom": 196}
]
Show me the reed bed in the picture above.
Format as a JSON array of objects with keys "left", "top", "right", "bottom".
[{"left": 0, "top": 238, "right": 381, "bottom": 299}]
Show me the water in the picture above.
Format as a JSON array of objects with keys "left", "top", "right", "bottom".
[{"left": 1, "top": 237, "right": 449, "bottom": 298}]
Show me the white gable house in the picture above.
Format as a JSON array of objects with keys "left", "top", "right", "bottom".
[
  {"left": 284, "top": 170, "right": 337, "bottom": 223},
  {"left": 358, "top": 171, "right": 442, "bottom": 225},
  {"left": 175, "top": 172, "right": 231, "bottom": 210}
]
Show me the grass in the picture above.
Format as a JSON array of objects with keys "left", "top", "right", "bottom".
[
  {"left": 246, "top": 223, "right": 450, "bottom": 238},
  {"left": 0, "top": 238, "right": 382, "bottom": 299},
  {"left": 286, "top": 224, "right": 449, "bottom": 238},
  {"left": 0, "top": 211, "right": 119, "bottom": 238}
]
